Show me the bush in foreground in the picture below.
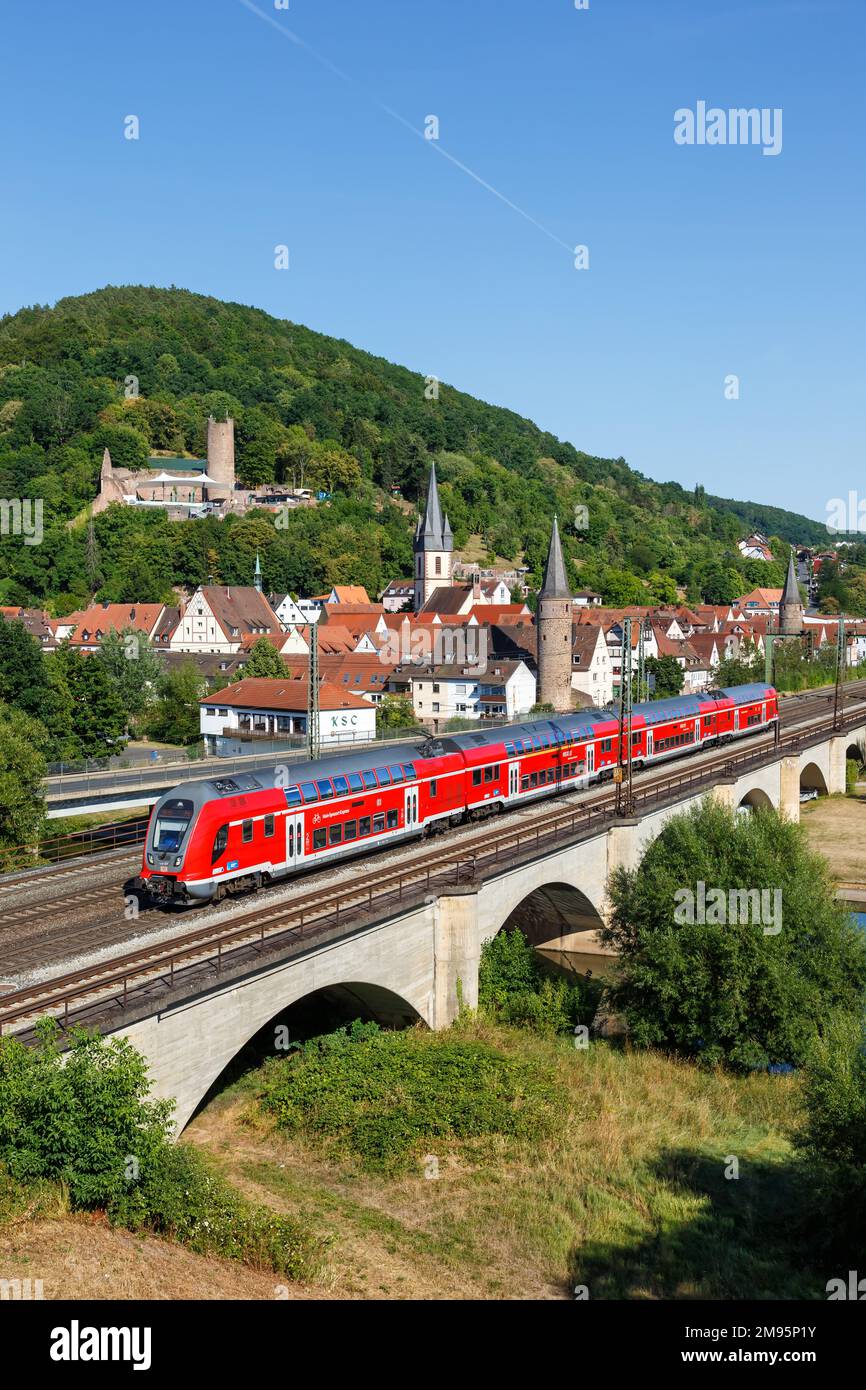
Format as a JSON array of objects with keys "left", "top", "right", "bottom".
[{"left": 0, "top": 1021, "right": 322, "bottom": 1279}]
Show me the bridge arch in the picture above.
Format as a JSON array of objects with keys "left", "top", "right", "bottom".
[
  {"left": 800, "top": 761, "right": 829, "bottom": 796},
  {"left": 738, "top": 787, "right": 774, "bottom": 812},
  {"left": 191, "top": 980, "right": 424, "bottom": 1124},
  {"left": 491, "top": 879, "right": 607, "bottom": 951}
]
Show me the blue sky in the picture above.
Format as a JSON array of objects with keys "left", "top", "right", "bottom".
[{"left": 1, "top": 0, "right": 863, "bottom": 522}]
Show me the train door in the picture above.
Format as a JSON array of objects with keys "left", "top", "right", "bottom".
[
  {"left": 508, "top": 761, "right": 520, "bottom": 799},
  {"left": 404, "top": 785, "right": 419, "bottom": 830},
  {"left": 646, "top": 731, "right": 653, "bottom": 760},
  {"left": 286, "top": 814, "right": 304, "bottom": 867},
  {"left": 694, "top": 719, "right": 700, "bottom": 744},
  {"left": 586, "top": 744, "right": 595, "bottom": 778}
]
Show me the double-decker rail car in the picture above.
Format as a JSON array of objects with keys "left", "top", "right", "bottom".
[{"left": 140, "top": 683, "right": 777, "bottom": 906}]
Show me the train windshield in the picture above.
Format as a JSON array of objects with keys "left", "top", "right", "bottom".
[{"left": 153, "top": 798, "right": 195, "bottom": 853}]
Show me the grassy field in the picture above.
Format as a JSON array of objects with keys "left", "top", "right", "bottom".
[
  {"left": 180, "top": 1020, "right": 819, "bottom": 1301},
  {"left": 1, "top": 1020, "right": 836, "bottom": 1301},
  {"left": 801, "top": 792, "right": 866, "bottom": 886}
]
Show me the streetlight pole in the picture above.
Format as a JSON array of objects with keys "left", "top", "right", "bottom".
[{"left": 616, "top": 618, "right": 635, "bottom": 817}]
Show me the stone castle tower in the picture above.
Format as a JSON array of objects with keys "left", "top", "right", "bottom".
[
  {"left": 536, "top": 515, "right": 573, "bottom": 711},
  {"left": 414, "top": 463, "right": 453, "bottom": 610},
  {"left": 778, "top": 550, "right": 804, "bottom": 636},
  {"left": 206, "top": 416, "right": 235, "bottom": 499}
]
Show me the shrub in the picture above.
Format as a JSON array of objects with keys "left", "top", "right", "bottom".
[
  {"left": 109, "top": 1143, "right": 324, "bottom": 1281},
  {"left": 258, "top": 1021, "right": 556, "bottom": 1172},
  {"left": 795, "top": 1011, "right": 866, "bottom": 1251},
  {"left": 603, "top": 799, "right": 866, "bottom": 1071},
  {"left": 479, "top": 928, "right": 598, "bottom": 1034},
  {"left": 0, "top": 1020, "right": 321, "bottom": 1279}
]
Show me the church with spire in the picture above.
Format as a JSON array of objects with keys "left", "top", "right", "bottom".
[
  {"left": 536, "top": 515, "right": 574, "bottom": 711},
  {"left": 414, "top": 463, "right": 454, "bottom": 610}
]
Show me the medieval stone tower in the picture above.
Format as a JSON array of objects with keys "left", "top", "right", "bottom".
[
  {"left": 206, "top": 416, "right": 235, "bottom": 499},
  {"left": 414, "top": 463, "right": 453, "bottom": 610},
  {"left": 778, "top": 550, "right": 804, "bottom": 637},
  {"left": 536, "top": 515, "right": 573, "bottom": 711}
]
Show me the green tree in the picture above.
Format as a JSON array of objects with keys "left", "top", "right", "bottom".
[
  {"left": 603, "top": 800, "right": 866, "bottom": 1071},
  {"left": 375, "top": 694, "right": 417, "bottom": 732},
  {"left": 0, "top": 705, "right": 47, "bottom": 868},
  {"left": 235, "top": 637, "right": 286, "bottom": 680},
  {"left": 0, "top": 618, "right": 53, "bottom": 719},
  {"left": 148, "top": 661, "right": 205, "bottom": 745},
  {"left": 96, "top": 628, "right": 163, "bottom": 717},
  {"left": 52, "top": 643, "right": 128, "bottom": 755},
  {"left": 645, "top": 654, "right": 684, "bottom": 698}
]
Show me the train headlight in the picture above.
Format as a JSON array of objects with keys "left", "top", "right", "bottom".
[
  {"left": 174, "top": 857, "right": 182, "bottom": 867},
  {"left": 147, "top": 853, "right": 154, "bottom": 866}
]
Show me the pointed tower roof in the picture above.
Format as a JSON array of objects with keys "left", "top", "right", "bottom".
[
  {"left": 539, "top": 515, "right": 570, "bottom": 599},
  {"left": 781, "top": 550, "right": 800, "bottom": 607},
  {"left": 254, "top": 551, "right": 262, "bottom": 592},
  {"left": 416, "top": 463, "right": 453, "bottom": 552}
]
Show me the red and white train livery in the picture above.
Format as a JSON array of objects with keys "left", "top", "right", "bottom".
[{"left": 139, "top": 682, "right": 778, "bottom": 906}]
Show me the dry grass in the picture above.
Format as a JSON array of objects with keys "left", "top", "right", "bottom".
[{"left": 801, "top": 794, "right": 866, "bottom": 886}]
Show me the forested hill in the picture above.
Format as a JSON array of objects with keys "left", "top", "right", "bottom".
[{"left": 0, "top": 285, "right": 828, "bottom": 612}]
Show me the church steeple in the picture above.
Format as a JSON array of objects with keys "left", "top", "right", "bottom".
[
  {"left": 778, "top": 549, "right": 803, "bottom": 636},
  {"left": 254, "top": 551, "right": 262, "bottom": 593},
  {"left": 414, "top": 463, "right": 453, "bottom": 610},
  {"left": 540, "top": 515, "right": 570, "bottom": 599},
  {"left": 536, "top": 514, "right": 573, "bottom": 711}
]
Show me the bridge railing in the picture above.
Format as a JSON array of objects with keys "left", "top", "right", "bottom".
[{"left": 3, "top": 705, "right": 866, "bottom": 1036}]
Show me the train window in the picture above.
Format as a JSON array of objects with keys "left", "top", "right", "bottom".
[
  {"left": 264, "top": 815, "right": 275, "bottom": 838},
  {"left": 429, "top": 780, "right": 437, "bottom": 797},
  {"left": 632, "top": 732, "right": 641, "bottom": 745},
  {"left": 242, "top": 820, "right": 253, "bottom": 842},
  {"left": 313, "top": 829, "right": 327, "bottom": 850},
  {"left": 402, "top": 763, "right": 417, "bottom": 780},
  {"left": 154, "top": 798, "right": 194, "bottom": 853},
  {"left": 362, "top": 771, "right": 377, "bottom": 790},
  {"left": 211, "top": 824, "right": 228, "bottom": 862},
  {"left": 333, "top": 776, "right": 350, "bottom": 796},
  {"left": 373, "top": 814, "right": 385, "bottom": 833},
  {"left": 316, "top": 779, "right": 334, "bottom": 799},
  {"left": 348, "top": 773, "right": 364, "bottom": 793},
  {"left": 344, "top": 820, "right": 358, "bottom": 841},
  {"left": 359, "top": 816, "right": 372, "bottom": 836},
  {"left": 530, "top": 772, "right": 538, "bottom": 789},
  {"left": 386, "top": 809, "right": 399, "bottom": 829},
  {"left": 284, "top": 786, "right": 302, "bottom": 807},
  {"left": 521, "top": 776, "right": 529, "bottom": 791},
  {"left": 376, "top": 767, "right": 391, "bottom": 786},
  {"left": 483, "top": 766, "right": 495, "bottom": 783},
  {"left": 472, "top": 769, "right": 482, "bottom": 786},
  {"left": 300, "top": 782, "right": 318, "bottom": 802},
  {"left": 389, "top": 765, "right": 404, "bottom": 783},
  {"left": 329, "top": 824, "right": 343, "bottom": 845},
  {"left": 505, "top": 742, "right": 515, "bottom": 755}
]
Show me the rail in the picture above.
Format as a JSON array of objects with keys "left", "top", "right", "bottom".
[{"left": 2, "top": 702, "right": 865, "bottom": 1037}]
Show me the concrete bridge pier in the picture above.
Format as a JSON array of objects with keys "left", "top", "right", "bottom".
[{"left": 432, "top": 890, "right": 480, "bottom": 1027}]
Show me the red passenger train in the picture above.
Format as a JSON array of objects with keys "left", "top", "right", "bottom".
[{"left": 139, "top": 683, "right": 778, "bottom": 906}]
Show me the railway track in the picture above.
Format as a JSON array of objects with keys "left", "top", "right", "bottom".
[
  {"left": 1, "top": 699, "right": 864, "bottom": 1039},
  {"left": 1, "top": 684, "right": 864, "bottom": 953}
]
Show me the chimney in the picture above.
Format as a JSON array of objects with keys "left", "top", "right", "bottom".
[{"left": 102, "top": 599, "right": 110, "bottom": 609}]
